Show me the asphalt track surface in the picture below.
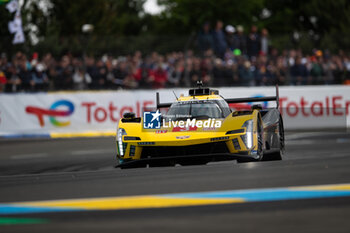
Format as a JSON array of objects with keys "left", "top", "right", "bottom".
[{"left": 0, "top": 130, "right": 350, "bottom": 232}]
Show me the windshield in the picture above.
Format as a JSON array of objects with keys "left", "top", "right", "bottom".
[{"left": 165, "top": 101, "right": 224, "bottom": 121}]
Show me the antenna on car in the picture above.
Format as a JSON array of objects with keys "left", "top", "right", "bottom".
[{"left": 172, "top": 91, "right": 178, "bottom": 101}]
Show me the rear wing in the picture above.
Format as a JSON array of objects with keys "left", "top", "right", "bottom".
[
  {"left": 156, "top": 92, "right": 172, "bottom": 109},
  {"left": 156, "top": 85, "right": 280, "bottom": 109},
  {"left": 225, "top": 85, "right": 280, "bottom": 109}
]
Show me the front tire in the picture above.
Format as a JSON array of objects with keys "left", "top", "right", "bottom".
[{"left": 114, "top": 156, "right": 122, "bottom": 168}]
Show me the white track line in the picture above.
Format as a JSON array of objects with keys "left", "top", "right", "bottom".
[
  {"left": 70, "top": 149, "right": 114, "bottom": 156},
  {"left": 11, "top": 153, "right": 48, "bottom": 160},
  {"left": 285, "top": 132, "right": 340, "bottom": 140},
  {"left": 285, "top": 140, "right": 316, "bottom": 145}
]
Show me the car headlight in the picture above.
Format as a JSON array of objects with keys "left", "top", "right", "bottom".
[
  {"left": 117, "top": 128, "right": 127, "bottom": 156},
  {"left": 241, "top": 120, "right": 253, "bottom": 149}
]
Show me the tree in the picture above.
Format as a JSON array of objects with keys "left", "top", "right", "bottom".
[
  {"left": 155, "top": 0, "right": 264, "bottom": 34},
  {"left": 1, "top": 0, "right": 350, "bottom": 56},
  {"left": 160, "top": 0, "right": 350, "bottom": 52}
]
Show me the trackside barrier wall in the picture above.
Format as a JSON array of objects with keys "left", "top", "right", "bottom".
[{"left": 0, "top": 85, "right": 349, "bottom": 138}]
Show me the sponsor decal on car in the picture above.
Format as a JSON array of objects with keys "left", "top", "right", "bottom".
[
  {"left": 202, "top": 127, "right": 217, "bottom": 131},
  {"left": 143, "top": 110, "right": 161, "bottom": 129},
  {"left": 172, "top": 126, "right": 197, "bottom": 132},
  {"left": 155, "top": 130, "right": 167, "bottom": 134},
  {"left": 164, "top": 118, "right": 221, "bottom": 129},
  {"left": 143, "top": 111, "right": 222, "bottom": 130},
  {"left": 176, "top": 135, "right": 190, "bottom": 139}
]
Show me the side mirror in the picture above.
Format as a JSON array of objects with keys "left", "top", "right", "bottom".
[{"left": 123, "top": 112, "right": 135, "bottom": 118}]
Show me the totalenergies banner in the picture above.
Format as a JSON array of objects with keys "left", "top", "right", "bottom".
[
  {"left": 0, "top": 90, "right": 155, "bottom": 137},
  {"left": 0, "top": 86, "right": 349, "bottom": 137}
]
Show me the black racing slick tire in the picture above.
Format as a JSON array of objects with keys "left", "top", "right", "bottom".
[{"left": 114, "top": 156, "right": 121, "bottom": 168}]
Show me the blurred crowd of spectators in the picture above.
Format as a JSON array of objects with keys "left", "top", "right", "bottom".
[{"left": 1, "top": 22, "right": 350, "bottom": 92}]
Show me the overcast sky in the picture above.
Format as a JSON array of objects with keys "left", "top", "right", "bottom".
[{"left": 144, "top": 0, "right": 165, "bottom": 15}]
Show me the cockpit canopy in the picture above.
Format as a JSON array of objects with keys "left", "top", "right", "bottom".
[{"left": 164, "top": 99, "right": 231, "bottom": 121}]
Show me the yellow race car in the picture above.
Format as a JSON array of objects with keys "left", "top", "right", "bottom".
[{"left": 116, "top": 82, "right": 284, "bottom": 168}]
